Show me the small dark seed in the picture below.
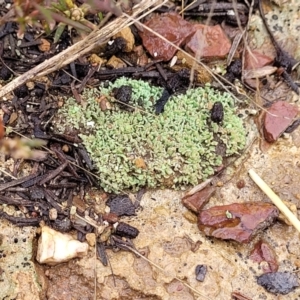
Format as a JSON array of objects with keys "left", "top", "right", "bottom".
[{"left": 211, "top": 102, "right": 224, "bottom": 123}]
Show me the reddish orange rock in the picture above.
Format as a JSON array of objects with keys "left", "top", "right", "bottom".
[
  {"left": 182, "top": 186, "right": 215, "bottom": 213},
  {"left": 263, "top": 101, "right": 298, "bottom": 142},
  {"left": 139, "top": 12, "right": 195, "bottom": 61},
  {"left": 249, "top": 240, "right": 278, "bottom": 273},
  {"left": 244, "top": 50, "right": 273, "bottom": 70},
  {"left": 198, "top": 202, "right": 279, "bottom": 243},
  {"left": 185, "top": 24, "right": 231, "bottom": 59}
]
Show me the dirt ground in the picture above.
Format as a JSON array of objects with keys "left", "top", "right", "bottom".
[{"left": 2, "top": 126, "right": 300, "bottom": 299}]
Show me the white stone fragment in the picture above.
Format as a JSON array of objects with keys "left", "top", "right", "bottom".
[{"left": 36, "top": 225, "right": 88, "bottom": 265}]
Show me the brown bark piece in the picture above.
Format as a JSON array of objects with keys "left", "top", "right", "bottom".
[
  {"left": 249, "top": 240, "right": 278, "bottom": 273},
  {"left": 182, "top": 186, "right": 215, "bottom": 213},
  {"left": 198, "top": 202, "right": 279, "bottom": 243}
]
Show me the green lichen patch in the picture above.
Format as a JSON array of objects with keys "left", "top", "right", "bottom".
[{"left": 54, "top": 78, "right": 246, "bottom": 193}]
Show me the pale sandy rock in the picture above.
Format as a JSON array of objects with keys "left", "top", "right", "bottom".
[
  {"left": 36, "top": 225, "right": 88, "bottom": 265},
  {"left": 106, "top": 55, "right": 127, "bottom": 69}
]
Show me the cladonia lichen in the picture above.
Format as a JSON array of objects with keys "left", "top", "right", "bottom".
[{"left": 54, "top": 77, "right": 246, "bottom": 193}]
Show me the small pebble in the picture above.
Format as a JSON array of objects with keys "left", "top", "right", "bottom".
[
  {"left": 195, "top": 264, "right": 207, "bottom": 282},
  {"left": 236, "top": 179, "right": 245, "bottom": 189},
  {"left": 86, "top": 233, "right": 96, "bottom": 247},
  {"left": 49, "top": 208, "right": 58, "bottom": 221}
]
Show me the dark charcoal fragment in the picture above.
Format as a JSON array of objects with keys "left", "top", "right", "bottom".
[
  {"left": 227, "top": 59, "right": 242, "bottom": 77},
  {"left": 211, "top": 102, "right": 224, "bottom": 123},
  {"left": 112, "top": 85, "right": 133, "bottom": 110},
  {"left": 167, "top": 68, "right": 190, "bottom": 93},
  {"left": 105, "top": 37, "right": 127, "bottom": 57},
  {"left": 224, "top": 59, "right": 242, "bottom": 82},
  {"left": 14, "top": 85, "right": 28, "bottom": 98},
  {"left": 0, "top": 66, "right": 12, "bottom": 81},
  {"left": 60, "top": 73, "right": 71, "bottom": 85},
  {"left": 257, "top": 272, "right": 299, "bottom": 295},
  {"left": 52, "top": 218, "right": 72, "bottom": 232},
  {"left": 195, "top": 264, "right": 207, "bottom": 282},
  {"left": 106, "top": 195, "right": 136, "bottom": 216},
  {"left": 75, "top": 63, "right": 89, "bottom": 78},
  {"left": 115, "top": 222, "right": 139, "bottom": 239},
  {"left": 154, "top": 89, "right": 171, "bottom": 114},
  {"left": 0, "top": 211, "right": 40, "bottom": 226}
]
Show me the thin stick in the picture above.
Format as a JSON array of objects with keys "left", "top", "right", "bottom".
[{"left": 248, "top": 169, "right": 300, "bottom": 233}]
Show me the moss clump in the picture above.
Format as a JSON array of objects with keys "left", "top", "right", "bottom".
[{"left": 55, "top": 77, "right": 246, "bottom": 193}]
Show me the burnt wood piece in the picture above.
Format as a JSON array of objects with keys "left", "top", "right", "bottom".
[
  {"left": 43, "top": 189, "right": 64, "bottom": 212},
  {"left": 154, "top": 89, "right": 171, "bottom": 114},
  {"left": 106, "top": 195, "right": 136, "bottom": 216},
  {"left": 97, "top": 242, "right": 108, "bottom": 266},
  {"left": 0, "top": 195, "right": 33, "bottom": 206},
  {"left": 184, "top": 1, "right": 249, "bottom": 26},
  {"left": 115, "top": 222, "right": 139, "bottom": 239},
  {"left": 0, "top": 173, "right": 39, "bottom": 192},
  {"left": 39, "top": 161, "right": 68, "bottom": 185},
  {"left": 21, "top": 173, "right": 49, "bottom": 188},
  {"left": 0, "top": 210, "right": 40, "bottom": 226},
  {"left": 77, "top": 146, "right": 94, "bottom": 170}
]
